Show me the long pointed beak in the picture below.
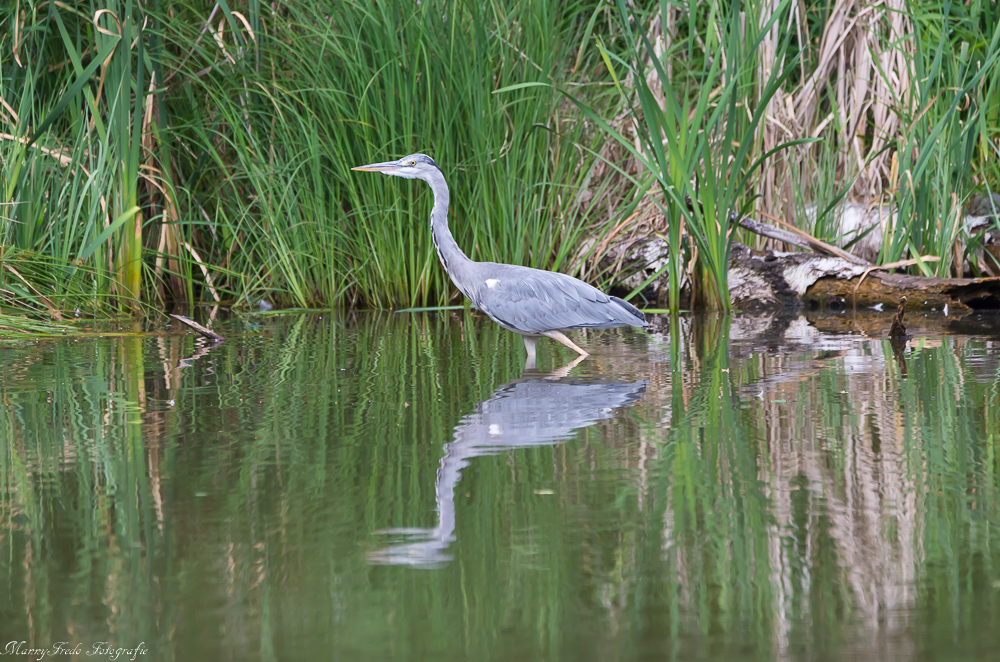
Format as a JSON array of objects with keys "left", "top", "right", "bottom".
[{"left": 351, "top": 160, "right": 399, "bottom": 173}]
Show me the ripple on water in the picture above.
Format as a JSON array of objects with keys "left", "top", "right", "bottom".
[{"left": 0, "top": 312, "right": 997, "bottom": 661}]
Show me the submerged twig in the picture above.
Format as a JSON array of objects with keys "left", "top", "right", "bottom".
[
  {"left": 888, "top": 296, "right": 908, "bottom": 339},
  {"left": 169, "top": 314, "right": 225, "bottom": 342}
]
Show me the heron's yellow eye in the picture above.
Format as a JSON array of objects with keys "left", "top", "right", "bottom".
[{"left": 409, "top": 160, "right": 416, "bottom": 166}]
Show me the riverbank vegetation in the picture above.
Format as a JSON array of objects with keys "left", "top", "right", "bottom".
[{"left": 1, "top": 0, "right": 998, "bottom": 316}]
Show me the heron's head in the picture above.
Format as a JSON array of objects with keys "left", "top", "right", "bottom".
[{"left": 351, "top": 153, "right": 440, "bottom": 180}]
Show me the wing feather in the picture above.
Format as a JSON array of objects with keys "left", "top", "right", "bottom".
[{"left": 470, "top": 264, "right": 646, "bottom": 335}]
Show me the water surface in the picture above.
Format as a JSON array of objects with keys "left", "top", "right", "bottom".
[{"left": 1, "top": 310, "right": 999, "bottom": 661}]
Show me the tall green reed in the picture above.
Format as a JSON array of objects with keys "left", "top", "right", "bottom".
[
  {"left": 162, "top": 0, "right": 611, "bottom": 309},
  {"left": 880, "top": 4, "right": 1000, "bottom": 275},
  {"left": 574, "top": 0, "right": 808, "bottom": 311},
  {"left": 2, "top": 1, "right": 155, "bottom": 313},
  {"left": 2, "top": 1, "right": 611, "bottom": 313}
]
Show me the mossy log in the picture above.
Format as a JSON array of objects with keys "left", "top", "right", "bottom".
[
  {"left": 727, "top": 243, "right": 1000, "bottom": 311},
  {"left": 728, "top": 210, "right": 1000, "bottom": 310},
  {"left": 805, "top": 272, "right": 1000, "bottom": 311}
]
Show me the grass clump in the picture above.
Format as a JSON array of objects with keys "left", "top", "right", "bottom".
[
  {"left": 574, "top": 0, "right": 1000, "bottom": 308},
  {"left": 3, "top": 0, "right": 617, "bottom": 312},
  {"left": 2, "top": 0, "right": 998, "bottom": 314}
]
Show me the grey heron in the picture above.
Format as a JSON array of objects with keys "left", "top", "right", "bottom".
[{"left": 353, "top": 153, "right": 648, "bottom": 362}]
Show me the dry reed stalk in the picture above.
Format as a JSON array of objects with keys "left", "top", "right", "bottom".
[
  {"left": 761, "top": 0, "right": 914, "bottom": 213},
  {"left": 577, "top": 12, "right": 677, "bottom": 282}
]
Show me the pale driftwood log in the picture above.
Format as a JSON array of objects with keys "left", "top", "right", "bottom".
[
  {"left": 169, "top": 314, "right": 225, "bottom": 342},
  {"left": 728, "top": 243, "right": 872, "bottom": 308}
]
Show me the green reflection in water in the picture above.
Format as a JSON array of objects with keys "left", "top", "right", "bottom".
[{"left": 0, "top": 312, "right": 999, "bottom": 661}]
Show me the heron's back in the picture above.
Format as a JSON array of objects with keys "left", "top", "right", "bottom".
[{"left": 464, "top": 263, "right": 647, "bottom": 335}]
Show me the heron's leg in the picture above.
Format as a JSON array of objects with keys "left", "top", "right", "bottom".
[
  {"left": 541, "top": 330, "right": 589, "bottom": 358},
  {"left": 523, "top": 335, "right": 538, "bottom": 370},
  {"left": 546, "top": 353, "right": 587, "bottom": 380}
]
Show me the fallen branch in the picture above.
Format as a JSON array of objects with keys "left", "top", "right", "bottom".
[
  {"left": 169, "top": 314, "right": 225, "bottom": 342},
  {"left": 737, "top": 216, "right": 815, "bottom": 252},
  {"left": 738, "top": 213, "right": 870, "bottom": 265}
]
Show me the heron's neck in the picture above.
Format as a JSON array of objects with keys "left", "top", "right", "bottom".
[{"left": 425, "top": 170, "right": 475, "bottom": 294}]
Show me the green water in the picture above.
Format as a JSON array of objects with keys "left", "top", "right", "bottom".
[{"left": 1, "top": 311, "right": 999, "bottom": 661}]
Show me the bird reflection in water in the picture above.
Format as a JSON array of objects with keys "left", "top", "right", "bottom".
[{"left": 369, "top": 361, "right": 647, "bottom": 568}]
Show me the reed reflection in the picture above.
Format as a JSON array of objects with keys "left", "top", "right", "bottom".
[{"left": 369, "top": 363, "right": 647, "bottom": 568}]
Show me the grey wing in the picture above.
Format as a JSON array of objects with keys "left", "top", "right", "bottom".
[{"left": 471, "top": 265, "right": 647, "bottom": 335}]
